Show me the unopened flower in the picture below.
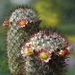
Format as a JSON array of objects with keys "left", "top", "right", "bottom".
[
  {"left": 38, "top": 50, "right": 51, "bottom": 63},
  {"left": 17, "top": 19, "right": 28, "bottom": 27},
  {"left": 2, "top": 20, "right": 10, "bottom": 26},
  {"left": 58, "top": 50, "right": 69, "bottom": 56}
]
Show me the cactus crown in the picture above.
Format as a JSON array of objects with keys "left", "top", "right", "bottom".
[
  {"left": 21, "top": 29, "right": 70, "bottom": 58},
  {"left": 3, "top": 6, "right": 41, "bottom": 33}
]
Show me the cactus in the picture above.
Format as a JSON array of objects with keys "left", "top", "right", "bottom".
[
  {"left": 21, "top": 29, "right": 71, "bottom": 75},
  {"left": 3, "top": 6, "right": 72, "bottom": 75},
  {"left": 3, "top": 6, "right": 41, "bottom": 75}
]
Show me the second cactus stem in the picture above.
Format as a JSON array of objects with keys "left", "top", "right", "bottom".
[{"left": 21, "top": 29, "right": 71, "bottom": 75}]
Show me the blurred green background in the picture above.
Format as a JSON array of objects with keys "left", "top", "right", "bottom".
[{"left": 0, "top": 0, "right": 75, "bottom": 75}]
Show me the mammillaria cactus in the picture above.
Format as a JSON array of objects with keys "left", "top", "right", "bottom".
[
  {"left": 21, "top": 29, "right": 71, "bottom": 75},
  {"left": 2, "top": 5, "right": 72, "bottom": 75},
  {"left": 3, "top": 6, "right": 41, "bottom": 75}
]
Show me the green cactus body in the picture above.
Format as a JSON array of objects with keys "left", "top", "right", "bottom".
[
  {"left": 4, "top": 6, "right": 40, "bottom": 75},
  {"left": 21, "top": 30, "right": 71, "bottom": 75}
]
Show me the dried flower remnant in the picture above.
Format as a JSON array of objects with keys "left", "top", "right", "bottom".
[{"left": 2, "top": 20, "right": 10, "bottom": 26}]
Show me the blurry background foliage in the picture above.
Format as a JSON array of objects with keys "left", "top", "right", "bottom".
[{"left": 0, "top": 0, "right": 75, "bottom": 75}]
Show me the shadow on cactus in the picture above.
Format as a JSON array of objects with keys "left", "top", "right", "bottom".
[{"left": 2, "top": 6, "right": 72, "bottom": 75}]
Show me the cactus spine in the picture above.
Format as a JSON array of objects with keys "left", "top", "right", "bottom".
[
  {"left": 2, "top": 6, "right": 71, "bottom": 75},
  {"left": 4, "top": 6, "right": 40, "bottom": 75},
  {"left": 21, "top": 29, "right": 71, "bottom": 75}
]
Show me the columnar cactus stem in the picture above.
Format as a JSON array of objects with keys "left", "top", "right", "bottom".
[
  {"left": 21, "top": 29, "right": 71, "bottom": 75},
  {"left": 3, "top": 6, "right": 41, "bottom": 75}
]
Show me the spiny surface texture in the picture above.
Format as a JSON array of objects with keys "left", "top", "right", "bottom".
[
  {"left": 21, "top": 29, "right": 71, "bottom": 75},
  {"left": 5, "top": 6, "right": 40, "bottom": 75}
]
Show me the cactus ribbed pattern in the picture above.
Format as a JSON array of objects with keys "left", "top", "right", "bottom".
[
  {"left": 2, "top": 5, "right": 71, "bottom": 75},
  {"left": 6, "top": 6, "right": 40, "bottom": 75},
  {"left": 21, "top": 30, "right": 70, "bottom": 75}
]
